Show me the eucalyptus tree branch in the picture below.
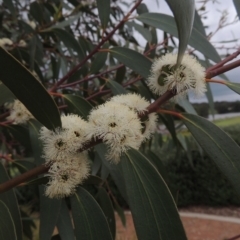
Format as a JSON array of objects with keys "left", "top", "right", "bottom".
[
  {"left": 0, "top": 89, "right": 175, "bottom": 193},
  {"left": 206, "top": 59, "right": 240, "bottom": 79},
  {"left": 60, "top": 64, "right": 124, "bottom": 88},
  {"left": 207, "top": 48, "right": 240, "bottom": 72},
  {"left": 50, "top": 0, "right": 143, "bottom": 92},
  {"left": 0, "top": 165, "right": 49, "bottom": 193}
]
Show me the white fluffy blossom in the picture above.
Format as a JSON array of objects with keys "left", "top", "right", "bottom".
[
  {"left": 87, "top": 101, "right": 143, "bottom": 163},
  {"left": 7, "top": 100, "right": 33, "bottom": 124},
  {"left": 18, "top": 40, "right": 27, "bottom": 47},
  {"left": 110, "top": 93, "right": 158, "bottom": 140},
  {"left": 0, "top": 38, "right": 13, "bottom": 49},
  {"left": 61, "top": 114, "right": 90, "bottom": 150},
  {"left": 39, "top": 114, "right": 90, "bottom": 162},
  {"left": 45, "top": 153, "right": 90, "bottom": 199},
  {"left": 147, "top": 53, "right": 206, "bottom": 99},
  {"left": 27, "top": 20, "right": 36, "bottom": 29}
]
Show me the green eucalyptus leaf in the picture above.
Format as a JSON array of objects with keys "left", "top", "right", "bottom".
[
  {"left": 56, "top": 200, "right": 75, "bottom": 240},
  {"left": 225, "top": 81, "right": 240, "bottom": 95},
  {"left": 137, "top": 13, "right": 221, "bottom": 63},
  {"left": 7, "top": 125, "right": 31, "bottom": 149},
  {"left": 90, "top": 51, "right": 108, "bottom": 74},
  {"left": 3, "top": 0, "right": 16, "bottom": 17},
  {"left": 53, "top": 28, "right": 86, "bottom": 61},
  {"left": 49, "top": 12, "right": 82, "bottom": 29},
  {"left": 107, "top": 80, "right": 127, "bottom": 95},
  {"left": 63, "top": 94, "right": 93, "bottom": 120},
  {"left": 182, "top": 113, "right": 240, "bottom": 198},
  {"left": 71, "top": 187, "right": 113, "bottom": 240},
  {"left": 39, "top": 197, "right": 62, "bottom": 240},
  {"left": 21, "top": 210, "right": 36, "bottom": 240},
  {"left": 109, "top": 47, "right": 152, "bottom": 78},
  {"left": 96, "top": 0, "right": 110, "bottom": 29},
  {"left": 0, "top": 82, "right": 15, "bottom": 105},
  {"left": 95, "top": 144, "right": 128, "bottom": 202},
  {"left": 178, "top": 98, "right": 197, "bottom": 115},
  {"left": 126, "top": 22, "right": 152, "bottom": 42},
  {"left": 120, "top": 149, "right": 187, "bottom": 240},
  {"left": 24, "top": 176, "right": 49, "bottom": 186},
  {"left": 205, "top": 82, "right": 215, "bottom": 117},
  {"left": 0, "top": 48, "right": 61, "bottom": 130},
  {"left": 0, "top": 163, "right": 23, "bottom": 240},
  {"left": 166, "top": 0, "right": 195, "bottom": 66},
  {"left": 233, "top": 0, "right": 240, "bottom": 19},
  {"left": 30, "top": 1, "right": 43, "bottom": 24},
  {"left": 96, "top": 187, "right": 116, "bottom": 239},
  {"left": 115, "top": 66, "right": 126, "bottom": 83},
  {"left": 0, "top": 200, "right": 17, "bottom": 240}
]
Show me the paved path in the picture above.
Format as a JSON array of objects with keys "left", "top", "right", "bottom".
[{"left": 116, "top": 211, "right": 240, "bottom": 240}]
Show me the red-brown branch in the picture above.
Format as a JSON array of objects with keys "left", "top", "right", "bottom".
[
  {"left": 0, "top": 165, "right": 49, "bottom": 193},
  {"left": 50, "top": 0, "right": 143, "bottom": 92}
]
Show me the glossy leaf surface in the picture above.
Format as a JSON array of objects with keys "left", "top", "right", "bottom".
[
  {"left": 121, "top": 149, "right": 187, "bottom": 240},
  {"left": 0, "top": 48, "right": 61, "bottom": 130},
  {"left": 71, "top": 187, "right": 113, "bottom": 240},
  {"left": 182, "top": 113, "right": 240, "bottom": 197}
]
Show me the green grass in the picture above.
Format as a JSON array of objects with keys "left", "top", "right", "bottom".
[{"left": 213, "top": 116, "right": 240, "bottom": 128}]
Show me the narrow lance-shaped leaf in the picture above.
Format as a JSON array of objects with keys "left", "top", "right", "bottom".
[
  {"left": 96, "top": 0, "right": 110, "bottom": 29},
  {"left": 166, "top": 0, "right": 195, "bottom": 66},
  {"left": 71, "top": 186, "right": 113, "bottom": 240},
  {"left": 63, "top": 94, "right": 92, "bottom": 120},
  {"left": 0, "top": 81, "right": 15, "bottom": 105},
  {"left": 107, "top": 80, "right": 127, "bottom": 95},
  {"left": 0, "top": 200, "right": 17, "bottom": 240},
  {"left": 0, "top": 163, "right": 23, "bottom": 240},
  {"left": 120, "top": 149, "right": 187, "bottom": 240},
  {"left": 182, "top": 113, "right": 240, "bottom": 198},
  {"left": 56, "top": 200, "right": 75, "bottom": 240},
  {"left": 137, "top": 13, "right": 221, "bottom": 63},
  {"left": 109, "top": 47, "right": 152, "bottom": 78},
  {"left": 53, "top": 28, "right": 86, "bottom": 61},
  {"left": 225, "top": 81, "right": 240, "bottom": 95},
  {"left": 0, "top": 47, "right": 61, "bottom": 130},
  {"left": 233, "top": 0, "right": 240, "bottom": 20}
]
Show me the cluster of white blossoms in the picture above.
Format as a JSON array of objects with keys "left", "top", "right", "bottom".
[
  {"left": 147, "top": 53, "right": 206, "bottom": 99},
  {"left": 0, "top": 38, "right": 13, "bottom": 49},
  {"left": 87, "top": 93, "right": 157, "bottom": 163},
  {"left": 40, "top": 114, "right": 91, "bottom": 199},
  {"left": 6, "top": 100, "right": 34, "bottom": 124},
  {"left": 39, "top": 94, "right": 157, "bottom": 198}
]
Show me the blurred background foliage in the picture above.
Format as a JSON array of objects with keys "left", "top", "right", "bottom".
[{"left": 1, "top": 0, "right": 240, "bottom": 239}]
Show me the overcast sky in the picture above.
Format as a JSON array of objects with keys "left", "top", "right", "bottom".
[{"left": 140, "top": 0, "right": 240, "bottom": 102}]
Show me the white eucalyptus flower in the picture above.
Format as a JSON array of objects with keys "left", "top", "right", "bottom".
[
  {"left": 27, "top": 20, "right": 36, "bottom": 29},
  {"left": 39, "top": 128, "right": 72, "bottom": 162},
  {"left": 7, "top": 100, "right": 33, "bottom": 124},
  {"left": 0, "top": 38, "right": 13, "bottom": 49},
  {"left": 110, "top": 93, "right": 158, "bottom": 140},
  {"left": 61, "top": 114, "right": 91, "bottom": 151},
  {"left": 18, "top": 40, "right": 27, "bottom": 47},
  {"left": 45, "top": 153, "right": 90, "bottom": 199},
  {"left": 147, "top": 53, "right": 206, "bottom": 99},
  {"left": 87, "top": 101, "right": 143, "bottom": 163}
]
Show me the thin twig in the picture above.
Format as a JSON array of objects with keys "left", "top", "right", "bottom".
[
  {"left": 50, "top": 0, "right": 143, "bottom": 92},
  {"left": 206, "top": 59, "right": 240, "bottom": 79}
]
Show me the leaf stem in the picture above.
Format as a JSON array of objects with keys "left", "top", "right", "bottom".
[
  {"left": 205, "top": 78, "right": 226, "bottom": 85},
  {"left": 156, "top": 109, "right": 182, "bottom": 118},
  {"left": 0, "top": 165, "right": 49, "bottom": 193}
]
